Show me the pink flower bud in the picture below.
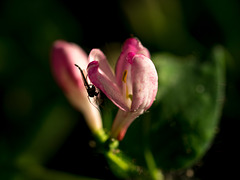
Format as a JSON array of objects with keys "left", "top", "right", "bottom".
[{"left": 51, "top": 40, "right": 102, "bottom": 133}]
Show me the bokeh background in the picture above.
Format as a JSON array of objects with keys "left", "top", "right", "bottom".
[{"left": 0, "top": 0, "right": 239, "bottom": 179}]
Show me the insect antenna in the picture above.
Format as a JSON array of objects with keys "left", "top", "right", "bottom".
[{"left": 74, "top": 64, "right": 89, "bottom": 88}]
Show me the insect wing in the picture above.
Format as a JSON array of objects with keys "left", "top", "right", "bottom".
[{"left": 88, "top": 87, "right": 103, "bottom": 110}]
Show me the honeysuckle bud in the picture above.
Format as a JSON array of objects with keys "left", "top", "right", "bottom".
[
  {"left": 51, "top": 40, "right": 102, "bottom": 133},
  {"left": 87, "top": 38, "right": 158, "bottom": 140}
]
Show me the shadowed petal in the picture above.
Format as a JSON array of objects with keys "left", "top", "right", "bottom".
[
  {"left": 87, "top": 61, "right": 130, "bottom": 111},
  {"left": 111, "top": 109, "right": 143, "bottom": 141},
  {"left": 89, "top": 49, "right": 115, "bottom": 82}
]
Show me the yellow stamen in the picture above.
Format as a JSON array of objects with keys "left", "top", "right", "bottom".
[
  {"left": 122, "top": 70, "right": 128, "bottom": 83},
  {"left": 122, "top": 70, "right": 132, "bottom": 100}
]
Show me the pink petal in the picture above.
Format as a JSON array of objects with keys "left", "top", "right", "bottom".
[
  {"left": 51, "top": 40, "right": 89, "bottom": 93},
  {"left": 88, "top": 49, "right": 115, "bottom": 82},
  {"left": 122, "top": 37, "right": 151, "bottom": 58},
  {"left": 115, "top": 38, "right": 150, "bottom": 87},
  {"left": 130, "top": 54, "right": 158, "bottom": 111},
  {"left": 111, "top": 109, "right": 143, "bottom": 141},
  {"left": 87, "top": 61, "right": 130, "bottom": 111}
]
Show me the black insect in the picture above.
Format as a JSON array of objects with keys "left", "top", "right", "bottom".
[{"left": 74, "top": 64, "right": 99, "bottom": 97}]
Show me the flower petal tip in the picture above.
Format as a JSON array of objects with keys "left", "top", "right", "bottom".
[
  {"left": 52, "top": 40, "right": 68, "bottom": 48},
  {"left": 87, "top": 60, "right": 99, "bottom": 69}
]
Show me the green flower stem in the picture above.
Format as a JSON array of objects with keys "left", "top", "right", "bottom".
[
  {"left": 144, "top": 148, "right": 164, "bottom": 180},
  {"left": 105, "top": 149, "right": 140, "bottom": 179},
  {"left": 94, "top": 129, "right": 141, "bottom": 178},
  {"left": 105, "top": 151, "right": 130, "bottom": 172},
  {"left": 93, "top": 128, "right": 109, "bottom": 144}
]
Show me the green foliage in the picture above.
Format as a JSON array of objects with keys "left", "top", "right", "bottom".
[{"left": 151, "top": 46, "right": 226, "bottom": 169}]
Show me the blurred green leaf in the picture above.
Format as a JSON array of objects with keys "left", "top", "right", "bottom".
[{"left": 149, "top": 46, "right": 226, "bottom": 169}]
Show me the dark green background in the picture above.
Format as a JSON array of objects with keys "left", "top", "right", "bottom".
[{"left": 0, "top": 0, "right": 239, "bottom": 179}]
